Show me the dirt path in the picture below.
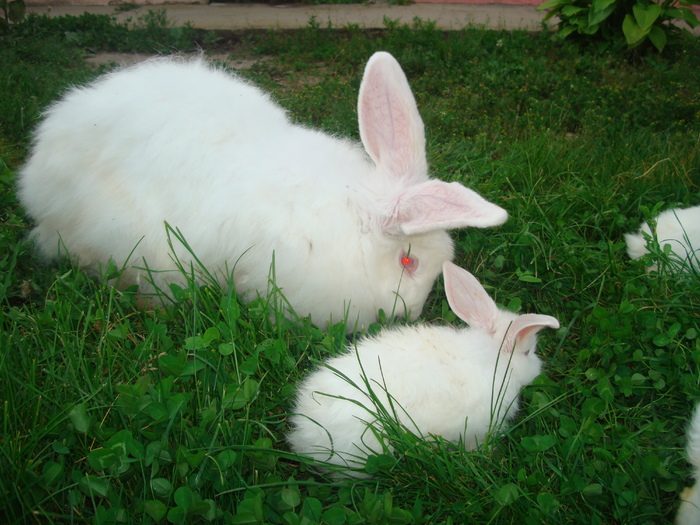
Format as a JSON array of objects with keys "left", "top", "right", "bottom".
[{"left": 28, "top": 2, "right": 550, "bottom": 32}]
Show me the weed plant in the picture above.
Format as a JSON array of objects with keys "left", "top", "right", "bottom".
[{"left": 1, "top": 13, "right": 700, "bottom": 524}]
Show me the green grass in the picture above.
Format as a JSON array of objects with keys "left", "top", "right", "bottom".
[{"left": 1, "top": 12, "right": 700, "bottom": 524}]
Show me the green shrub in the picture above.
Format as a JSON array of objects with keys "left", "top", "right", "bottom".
[{"left": 538, "top": 0, "right": 700, "bottom": 52}]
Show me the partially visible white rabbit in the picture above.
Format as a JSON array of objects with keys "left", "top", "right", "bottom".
[
  {"left": 287, "top": 261, "right": 560, "bottom": 477},
  {"left": 678, "top": 402, "right": 700, "bottom": 525},
  {"left": 18, "top": 52, "right": 508, "bottom": 331},
  {"left": 625, "top": 205, "right": 700, "bottom": 273}
]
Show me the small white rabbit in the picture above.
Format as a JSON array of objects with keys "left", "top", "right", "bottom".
[
  {"left": 677, "top": 402, "right": 700, "bottom": 524},
  {"left": 625, "top": 205, "right": 700, "bottom": 273},
  {"left": 287, "top": 261, "right": 560, "bottom": 477},
  {"left": 18, "top": 52, "right": 507, "bottom": 331}
]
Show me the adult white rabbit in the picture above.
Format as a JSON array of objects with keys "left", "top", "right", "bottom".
[
  {"left": 625, "top": 205, "right": 700, "bottom": 273},
  {"left": 287, "top": 261, "right": 560, "bottom": 477},
  {"left": 677, "top": 402, "right": 700, "bottom": 524},
  {"left": 18, "top": 52, "right": 507, "bottom": 331}
]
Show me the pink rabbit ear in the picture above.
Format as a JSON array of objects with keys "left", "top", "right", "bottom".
[
  {"left": 384, "top": 180, "right": 509, "bottom": 235},
  {"left": 443, "top": 261, "right": 560, "bottom": 354},
  {"left": 503, "top": 314, "right": 560, "bottom": 354},
  {"left": 359, "top": 52, "right": 508, "bottom": 235},
  {"left": 358, "top": 51, "right": 428, "bottom": 186},
  {"left": 442, "top": 261, "right": 500, "bottom": 334}
]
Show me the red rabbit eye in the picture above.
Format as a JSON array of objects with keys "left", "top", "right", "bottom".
[{"left": 400, "top": 254, "right": 418, "bottom": 274}]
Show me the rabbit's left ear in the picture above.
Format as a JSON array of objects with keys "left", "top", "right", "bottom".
[
  {"left": 358, "top": 51, "right": 427, "bottom": 187},
  {"left": 503, "top": 314, "right": 560, "bottom": 355},
  {"left": 384, "top": 180, "right": 508, "bottom": 235}
]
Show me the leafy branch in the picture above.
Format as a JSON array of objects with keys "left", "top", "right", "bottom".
[{"left": 538, "top": 0, "right": 700, "bottom": 52}]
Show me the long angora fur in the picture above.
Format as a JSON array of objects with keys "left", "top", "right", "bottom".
[
  {"left": 18, "top": 52, "right": 508, "bottom": 331},
  {"left": 625, "top": 205, "right": 700, "bottom": 273}
]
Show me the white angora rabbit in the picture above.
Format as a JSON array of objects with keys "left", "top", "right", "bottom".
[
  {"left": 677, "top": 402, "right": 700, "bottom": 525},
  {"left": 287, "top": 261, "right": 560, "bottom": 477},
  {"left": 18, "top": 52, "right": 508, "bottom": 330},
  {"left": 625, "top": 205, "right": 700, "bottom": 273}
]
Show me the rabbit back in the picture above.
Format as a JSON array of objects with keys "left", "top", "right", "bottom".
[
  {"left": 288, "top": 324, "right": 536, "bottom": 472},
  {"left": 655, "top": 206, "right": 700, "bottom": 262},
  {"left": 20, "top": 58, "right": 387, "bottom": 301},
  {"left": 625, "top": 205, "right": 700, "bottom": 270}
]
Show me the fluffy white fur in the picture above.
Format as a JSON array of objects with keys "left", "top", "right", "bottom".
[
  {"left": 287, "top": 261, "right": 560, "bottom": 477},
  {"left": 678, "top": 402, "right": 700, "bottom": 525},
  {"left": 625, "top": 205, "right": 700, "bottom": 273},
  {"left": 18, "top": 53, "right": 508, "bottom": 331}
]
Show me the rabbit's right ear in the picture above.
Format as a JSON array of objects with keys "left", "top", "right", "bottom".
[
  {"left": 358, "top": 51, "right": 428, "bottom": 187},
  {"left": 442, "top": 261, "right": 500, "bottom": 334}
]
